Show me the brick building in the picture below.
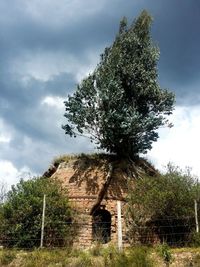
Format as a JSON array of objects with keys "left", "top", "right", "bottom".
[{"left": 49, "top": 154, "right": 155, "bottom": 248}]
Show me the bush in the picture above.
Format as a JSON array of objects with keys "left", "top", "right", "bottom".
[
  {"left": 126, "top": 164, "right": 197, "bottom": 246},
  {"left": 0, "top": 177, "right": 76, "bottom": 248},
  {"left": 188, "top": 231, "right": 200, "bottom": 247},
  {"left": 129, "top": 247, "right": 153, "bottom": 267}
]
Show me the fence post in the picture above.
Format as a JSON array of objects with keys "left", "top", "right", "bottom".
[
  {"left": 117, "top": 200, "right": 123, "bottom": 251},
  {"left": 40, "top": 194, "right": 46, "bottom": 248},
  {"left": 194, "top": 199, "right": 199, "bottom": 233}
]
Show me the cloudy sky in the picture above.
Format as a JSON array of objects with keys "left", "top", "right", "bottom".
[{"left": 0, "top": 0, "right": 200, "bottom": 186}]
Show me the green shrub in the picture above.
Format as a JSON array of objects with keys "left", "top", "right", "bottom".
[
  {"left": 189, "top": 231, "right": 200, "bottom": 247},
  {"left": 127, "top": 164, "right": 196, "bottom": 246},
  {"left": 156, "top": 243, "right": 172, "bottom": 265},
  {"left": 128, "top": 246, "right": 154, "bottom": 267},
  {"left": 113, "top": 252, "right": 130, "bottom": 267},
  {"left": 101, "top": 245, "right": 118, "bottom": 266},
  {"left": 0, "top": 177, "right": 75, "bottom": 248}
]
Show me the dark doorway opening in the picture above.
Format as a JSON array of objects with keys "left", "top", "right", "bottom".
[{"left": 92, "top": 209, "right": 111, "bottom": 243}]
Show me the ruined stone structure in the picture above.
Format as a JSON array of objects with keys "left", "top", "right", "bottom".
[{"left": 49, "top": 155, "right": 156, "bottom": 248}]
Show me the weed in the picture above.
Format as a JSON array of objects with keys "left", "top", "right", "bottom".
[
  {"left": 128, "top": 246, "right": 154, "bottom": 267},
  {"left": 75, "top": 251, "right": 93, "bottom": 267},
  {"left": 89, "top": 242, "right": 102, "bottom": 256},
  {"left": 101, "top": 245, "right": 153, "bottom": 267},
  {"left": 23, "top": 249, "right": 69, "bottom": 267},
  {"left": 52, "top": 154, "right": 77, "bottom": 166},
  {"left": 0, "top": 249, "right": 17, "bottom": 265},
  {"left": 156, "top": 243, "right": 172, "bottom": 266}
]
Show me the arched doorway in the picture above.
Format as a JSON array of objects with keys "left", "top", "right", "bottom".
[{"left": 92, "top": 208, "right": 111, "bottom": 243}]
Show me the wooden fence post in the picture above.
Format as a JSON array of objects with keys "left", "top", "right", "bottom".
[
  {"left": 117, "top": 200, "right": 123, "bottom": 251},
  {"left": 194, "top": 199, "right": 199, "bottom": 233},
  {"left": 40, "top": 194, "right": 46, "bottom": 248}
]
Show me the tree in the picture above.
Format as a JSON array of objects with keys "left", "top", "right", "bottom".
[
  {"left": 0, "top": 177, "right": 74, "bottom": 248},
  {"left": 126, "top": 164, "right": 197, "bottom": 245},
  {"left": 63, "top": 10, "right": 175, "bottom": 159}
]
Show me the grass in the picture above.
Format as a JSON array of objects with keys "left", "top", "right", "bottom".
[
  {"left": 0, "top": 246, "right": 153, "bottom": 267},
  {"left": 0, "top": 249, "right": 17, "bottom": 265},
  {"left": 0, "top": 246, "right": 156, "bottom": 267},
  {"left": 52, "top": 153, "right": 118, "bottom": 166},
  {"left": 0, "top": 245, "right": 200, "bottom": 266}
]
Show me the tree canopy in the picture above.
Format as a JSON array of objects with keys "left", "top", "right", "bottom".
[
  {"left": 63, "top": 10, "right": 175, "bottom": 159},
  {"left": 0, "top": 177, "right": 74, "bottom": 248}
]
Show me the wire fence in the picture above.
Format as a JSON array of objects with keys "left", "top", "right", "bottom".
[{"left": 0, "top": 218, "right": 199, "bottom": 249}]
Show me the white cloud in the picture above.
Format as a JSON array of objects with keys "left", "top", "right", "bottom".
[
  {"left": 0, "top": 135, "right": 10, "bottom": 143},
  {"left": 0, "top": 134, "right": 11, "bottom": 143},
  {"left": 148, "top": 105, "right": 200, "bottom": 177},
  {"left": 41, "top": 96, "right": 65, "bottom": 110},
  {"left": 0, "top": 118, "right": 12, "bottom": 143},
  {"left": 0, "top": 160, "right": 34, "bottom": 188}
]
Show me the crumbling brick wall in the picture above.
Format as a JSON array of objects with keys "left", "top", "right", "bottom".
[{"left": 52, "top": 157, "right": 129, "bottom": 247}]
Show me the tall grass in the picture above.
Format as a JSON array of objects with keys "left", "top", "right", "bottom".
[
  {"left": 0, "top": 246, "right": 153, "bottom": 267},
  {"left": 2, "top": 246, "right": 200, "bottom": 267}
]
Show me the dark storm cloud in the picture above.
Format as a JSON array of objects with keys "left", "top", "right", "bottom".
[
  {"left": 1, "top": 0, "right": 199, "bottom": 99},
  {"left": 0, "top": 71, "right": 82, "bottom": 172},
  {"left": 0, "top": 0, "right": 199, "bottom": 181},
  {"left": 149, "top": 0, "right": 200, "bottom": 103},
  {"left": 0, "top": 71, "right": 94, "bottom": 173},
  {"left": 103, "top": 0, "right": 200, "bottom": 102}
]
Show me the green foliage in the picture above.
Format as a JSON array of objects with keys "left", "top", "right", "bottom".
[
  {"left": 127, "top": 164, "right": 197, "bottom": 245},
  {"left": 189, "top": 231, "right": 200, "bottom": 247},
  {"left": 128, "top": 164, "right": 195, "bottom": 219},
  {"left": 156, "top": 243, "right": 172, "bottom": 264},
  {"left": 0, "top": 177, "right": 74, "bottom": 248},
  {"left": 63, "top": 10, "right": 175, "bottom": 158}
]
